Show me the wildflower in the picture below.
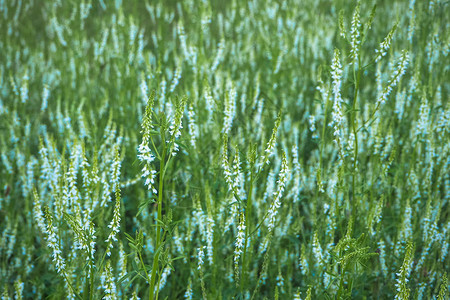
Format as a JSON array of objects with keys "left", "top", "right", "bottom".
[
  {"left": 212, "top": 38, "right": 225, "bottom": 72},
  {"left": 378, "top": 239, "right": 388, "bottom": 276},
  {"left": 138, "top": 91, "right": 157, "bottom": 193},
  {"left": 184, "top": 278, "right": 193, "bottom": 300},
  {"left": 110, "top": 146, "right": 121, "bottom": 193},
  {"left": 100, "top": 173, "right": 112, "bottom": 207},
  {"left": 377, "top": 50, "right": 409, "bottom": 106},
  {"left": 158, "top": 266, "right": 172, "bottom": 291},
  {"left": 375, "top": 23, "right": 398, "bottom": 62},
  {"left": 197, "top": 246, "right": 205, "bottom": 270},
  {"left": 140, "top": 74, "right": 149, "bottom": 104},
  {"left": 330, "top": 49, "right": 344, "bottom": 150},
  {"left": 170, "top": 63, "right": 182, "bottom": 93},
  {"left": 234, "top": 212, "right": 246, "bottom": 265},
  {"left": 350, "top": 1, "right": 361, "bottom": 63},
  {"left": 395, "top": 242, "right": 414, "bottom": 300},
  {"left": 223, "top": 82, "right": 236, "bottom": 134},
  {"left": 416, "top": 97, "right": 429, "bottom": 138},
  {"left": 338, "top": 10, "right": 347, "bottom": 39},
  {"left": 20, "top": 72, "right": 29, "bottom": 103},
  {"left": 41, "top": 84, "right": 50, "bottom": 112},
  {"left": 178, "top": 21, "right": 190, "bottom": 59},
  {"left": 222, "top": 134, "right": 235, "bottom": 192},
  {"left": 168, "top": 96, "right": 187, "bottom": 156},
  {"left": 33, "top": 191, "right": 46, "bottom": 232},
  {"left": 261, "top": 112, "right": 281, "bottom": 166},
  {"left": 309, "top": 115, "right": 316, "bottom": 134},
  {"left": 101, "top": 260, "right": 117, "bottom": 300},
  {"left": 437, "top": 272, "right": 448, "bottom": 300},
  {"left": 187, "top": 104, "right": 198, "bottom": 149},
  {"left": 43, "top": 207, "right": 66, "bottom": 275},
  {"left": 130, "top": 291, "right": 140, "bottom": 300},
  {"left": 204, "top": 84, "right": 215, "bottom": 123},
  {"left": 206, "top": 216, "right": 215, "bottom": 265},
  {"left": 267, "top": 152, "right": 289, "bottom": 233},
  {"left": 105, "top": 189, "right": 121, "bottom": 256},
  {"left": 312, "top": 232, "right": 324, "bottom": 269}
]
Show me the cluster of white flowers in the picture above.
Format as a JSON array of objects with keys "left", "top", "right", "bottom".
[
  {"left": 100, "top": 173, "right": 112, "bottom": 207},
  {"left": 211, "top": 38, "right": 225, "bottom": 72},
  {"left": 95, "top": 28, "right": 109, "bottom": 60},
  {"left": 117, "top": 242, "right": 127, "bottom": 284},
  {"left": 14, "top": 277, "right": 24, "bottom": 300},
  {"left": 66, "top": 160, "right": 80, "bottom": 212},
  {"left": 221, "top": 135, "right": 235, "bottom": 192},
  {"left": 187, "top": 105, "right": 198, "bottom": 149},
  {"left": 330, "top": 49, "right": 344, "bottom": 148},
  {"left": 375, "top": 24, "right": 397, "bottom": 62},
  {"left": 138, "top": 144, "right": 157, "bottom": 194},
  {"left": 232, "top": 151, "right": 246, "bottom": 199},
  {"left": 399, "top": 200, "right": 412, "bottom": 242},
  {"left": 110, "top": 146, "right": 121, "bottom": 193},
  {"left": 234, "top": 212, "right": 246, "bottom": 266},
  {"left": 378, "top": 239, "right": 388, "bottom": 276},
  {"left": 206, "top": 216, "right": 215, "bottom": 265},
  {"left": 130, "top": 291, "right": 140, "bottom": 300},
  {"left": 33, "top": 191, "right": 46, "bottom": 232},
  {"left": 43, "top": 210, "right": 66, "bottom": 274},
  {"left": 170, "top": 64, "right": 182, "bottom": 93},
  {"left": 261, "top": 113, "right": 281, "bottom": 166},
  {"left": 168, "top": 97, "right": 187, "bottom": 156},
  {"left": 309, "top": 115, "right": 316, "bottom": 133},
  {"left": 140, "top": 74, "right": 149, "bottom": 105},
  {"left": 223, "top": 83, "right": 236, "bottom": 134},
  {"left": 178, "top": 21, "right": 190, "bottom": 59},
  {"left": 204, "top": 85, "right": 215, "bottom": 123},
  {"left": 105, "top": 189, "right": 121, "bottom": 256},
  {"left": 395, "top": 242, "right": 414, "bottom": 300},
  {"left": 289, "top": 145, "right": 302, "bottom": 203},
  {"left": 184, "top": 279, "right": 193, "bottom": 300},
  {"left": 197, "top": 246, "right": 205, "bottom": 270},
  {"left": 416, "top": 97, "right": 429, "bottom": 137},
  {"left": 312, "top": 232, "right": 324, "bottom": 269},
  {"left": 41, "top": 84, "right": 50, "bottom": 112},
  {"left": 267, "top": 153, "right": 289, "bottom": 233},
  {"left": 377, "top": 50, "right": 409, "bottom": 106},
  {"left": 276, "top": 270, "right": 284, "bottom": 287},
  {"left": 138, "top": 94, "right": 158, "bottom": 193},
  {"left": 127, "top": 20, "right": 138, "bottom": 64},
  {"left": 101, "top": 261, "right": 117, "bottom": 300},
  {"left": 136, "top": 30, "right": 146, "bottom": 65},
  {"left": 350, "top": 2, "right": 361, "bottom": 63},
  {"left": 158, "top": 266, "right": 172, "bottom": 291},
  {"left": 20, "top": 72, "right": 29, "bottom": 103}
]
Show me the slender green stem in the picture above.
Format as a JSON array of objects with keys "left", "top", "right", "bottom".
[
  {"left": 62, "top": 273, "right": 83, "bottom": 300},
  {"left": 89, "top": 259, "right": 94, "bottom": 300},
  {"left": 240, "top": 168, "right": 254, "bottom": 293},
  {"left": 149, "top": 137, "right": 166, "bottom": 300},
  {"left": 351, "top": 57, "right": 362, "bottom": 220},
  {"left": 139, "top": 251, "right": 151, "bottom": 286}
]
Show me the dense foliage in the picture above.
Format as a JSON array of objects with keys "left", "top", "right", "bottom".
[{"left": 0, "top": 0, "right": 449, "bottom": 299}]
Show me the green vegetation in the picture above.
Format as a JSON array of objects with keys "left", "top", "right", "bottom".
[{"left": 0, "top": 0, "right": 449, "bottom": 299}]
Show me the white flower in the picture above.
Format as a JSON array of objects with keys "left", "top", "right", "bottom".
[
  {"left": 197, "top": 246, "right": 205, "bottom": 270},
  {"left": 234, "top": 213, "right": 246, "bottom": 265},
  {"left": 267, "top": 153, "right": 290, "bottom": 233}
]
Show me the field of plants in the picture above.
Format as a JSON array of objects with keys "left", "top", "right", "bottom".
[{"left": 0, "top": 0, "right": 449, "bottom": 299}]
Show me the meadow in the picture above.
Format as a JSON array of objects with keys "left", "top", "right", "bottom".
[{"left": 0, "top": 0, "right": 449, "bottom": 299}]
